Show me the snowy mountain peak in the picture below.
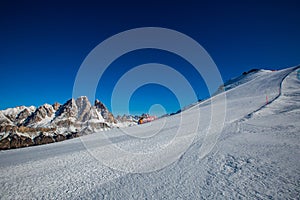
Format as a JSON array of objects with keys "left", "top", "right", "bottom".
[
  {"left": 23, "top": 104, "right": 55, "bottom": 126},
  {"left": 52, "top": 102, "right": 61, "bottom": 111},
  {"left": 94, "top": 99, "right": 115, "bottom": 123}
]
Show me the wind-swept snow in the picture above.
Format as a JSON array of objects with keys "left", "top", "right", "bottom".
[{"left": 0, "top": 67, "right": 299, "bottom": 199}]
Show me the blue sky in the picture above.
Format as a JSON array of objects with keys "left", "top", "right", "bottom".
[{"left": 0, "top": 0, "right": 299, "bottom": 115}]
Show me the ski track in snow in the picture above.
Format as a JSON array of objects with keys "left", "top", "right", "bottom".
[{"left": 0, "top": 67, "right": 299, "bottom": 199}]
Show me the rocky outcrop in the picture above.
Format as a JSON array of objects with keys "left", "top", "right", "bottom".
[
  {"left": 16, "top": 108, "right": 32, "bottom": 124},
  {"left": 52, "top": 102, "right": 61, "bottom": 111},
  {"left": 0, "top": 132, "right": 79, "bottom": 150},
  {"left": 1, "top": 106, "right": 36, "bottom": 123},
  {"left": 95, "top": 99, "right": 116, "bottom": 123},
  {"left": 24, "top": 104, "right": 55, "bottom": 126}
]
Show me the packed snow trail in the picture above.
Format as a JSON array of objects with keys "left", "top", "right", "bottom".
[{"left": 0, "top": 67, "right": 299, "bottom": 199}]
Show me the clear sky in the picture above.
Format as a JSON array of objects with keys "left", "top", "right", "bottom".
[{"left": 0, "top": 0, "right": 299, "bottom": 115}]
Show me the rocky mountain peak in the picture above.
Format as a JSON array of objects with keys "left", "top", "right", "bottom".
[
  {"left": 24, "top": 104, "right": 55, "bottom": 126},
  {"left": 75, "top": 96, "right": 92, "bottom": 122},
  {"left": 95, "top": 99, "right": 106, "bottom": 109},
  {"left": 94, "top": 99, "right": 115, "bottom": 123},
  {"left": 52, "top": 102, "right": 61, "bottom": 111},
  {"left": 16, "top": 108, "right": 33, "bottom": 125},
  {"left": 56, "top": 98, "right": 78, "bottom": 119}
]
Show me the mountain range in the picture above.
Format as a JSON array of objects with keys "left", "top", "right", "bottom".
[{"left": 0, "top": 97, "right": 135, "bottom": 149}]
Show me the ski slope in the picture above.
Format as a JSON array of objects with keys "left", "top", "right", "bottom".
[{"left": 0, "top": 67, "right": 299, "bottom": 199}]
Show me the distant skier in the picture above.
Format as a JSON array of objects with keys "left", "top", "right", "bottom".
[
  {"left": 138, "top": 117, "right": 144, "bottom": 125},
  {"left": 138, "top": 115, "right": 157, "bottom": 125}
]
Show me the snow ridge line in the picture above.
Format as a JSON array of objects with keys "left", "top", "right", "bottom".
[
  {"left": 182, "top": 68, "right": 268, "bottom": 113},
  {"left": 239, "top": 66, "right": 300, "bottom": 122}
]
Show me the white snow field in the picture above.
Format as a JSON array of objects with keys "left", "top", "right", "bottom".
[{"left": 0, "top": 67, "right": 299, "bottom": 199}]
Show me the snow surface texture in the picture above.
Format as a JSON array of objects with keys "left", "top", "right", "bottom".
[{"left": 0, "top": 67, "right": 299, "bottom": 199}]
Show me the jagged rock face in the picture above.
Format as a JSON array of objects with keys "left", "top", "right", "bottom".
[
  {"left": 0, "top": 112, "right": 12, "bottom": 126},
  {"left": 11, "top": 134, "right": 35, "bottom": 148},
  {"left": 55, "top": 99, "right": 78, "bottom": 119},
  {"left": 34, "top": 133, "right": 55, "bottom": 145},
  {"left": 54, "top": 97, "right": 95, "bottom": 122},
  {"left": 0, "top": 133, "right": 35, "bottom": 150},
  {"left": 0, "top": 132, "right": 76, "bottom": 150},
  {"left": 24, "top": 104, "right": 54, "bottom": 126},
  {"left": 76, "top": 96, "right": 92, "bottom": 122},
  {"left": 95, "top": 99, "right": 115, "bottom": 123},
  {"left": 53, "top": 97, "right": 101, "bottom": 128},
  {"left": 16, "top": 108, "right": 32, "bottom": 124},
  {"left": 2, "top": 106, "right": 26, "bottom": 122},
  {"left": 52, "top": 102, "right": 61, "bottom": 111},
  {"left": 0, "top": 137, "right": 10, "bottom": 150},
  {"left": 0, "top": 125, "right": 17, "bottom": 133},
  {"left": 0, "top": 106, "right": 36, "bottom": 124},
  {"left": 89, "top": 107, "right": 103, "bottom": 121}
]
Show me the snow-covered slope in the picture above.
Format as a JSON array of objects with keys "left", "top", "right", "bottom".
[
  {"left": 214, "top": 69, "right": 273, "bottom": 95},
  {"left": 0, "top": 67, "right": 299, "bottom": 199}
]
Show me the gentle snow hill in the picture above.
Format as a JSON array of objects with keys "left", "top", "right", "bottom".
[{"left": 0, "top": 66, "right": 299, "bottom": 199}]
